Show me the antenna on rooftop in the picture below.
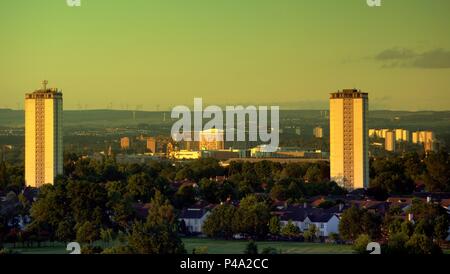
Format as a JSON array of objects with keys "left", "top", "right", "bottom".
[{"left": 42, "top": 80, "right": 48, "bottom": 90}]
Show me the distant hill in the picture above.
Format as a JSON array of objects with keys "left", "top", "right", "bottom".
[{"left": 1, "top": 109, "right": 449, "bottom": 134}]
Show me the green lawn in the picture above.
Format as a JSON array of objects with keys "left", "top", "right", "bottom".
[
  {"left": 6, "top": 243, "right": 68, "bottom": 254},
  {"left": 183, "top": 238, "right": 354, "bottom": 254},
  {"left": 5, "top": 238, "right": 450, "bottom": 254},
  {"left": 6, "top": 239, "right": 355, "bottom": 254}
]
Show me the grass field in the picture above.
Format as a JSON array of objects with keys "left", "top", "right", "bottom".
[
  {"left": 5, "top": 238, "right": 355, "bottom": 254},
  {"left": 6, "top": 238, "right": 450, "bottom": 254},
  {"left": 182, "top": 238, "right": 355, "bottom": 254}
]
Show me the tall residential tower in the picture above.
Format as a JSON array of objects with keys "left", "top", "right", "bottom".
[
  {"left": 329, "top": 89, "right": 369, "bottom": 190},
  {"left": 25, "top": 81, "right": 63, "bottom": 187}
]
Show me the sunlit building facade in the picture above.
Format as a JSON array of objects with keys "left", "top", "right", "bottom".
[
  {"left": 199, "top": 128, "right": 224, "bottom": 151},
  {"left": 412, "top": 131, "right": 435, "bottom": 152},
  {"left": 120, "top": 137, "right": 130, "bottom": 150},
  {"left": 313, "top": 126, "right": 323, "bottom": 138},
  {"left": 385, "top": 130, "right": 396, "bottom": 152},
  {"left": 25, "top": 81, "right": 63, "bottom": 187},
  {"left": 330, "top": 89, "right": 369, "bottom": 190}
]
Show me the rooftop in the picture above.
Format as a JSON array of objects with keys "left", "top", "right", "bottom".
[
  {"left": 330, "top": 89, "right": 368, "bottom": 99},
  {"left": 25, "top": 80, "right": 62, "bottom": 97}
]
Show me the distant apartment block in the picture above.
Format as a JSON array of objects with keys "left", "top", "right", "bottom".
[
  {"left": 25, "top": 81, "right": 63, "bottom": 187},
  {"left": 370, "top": 128, "right": 410, "bottom": 143},
  {"left": 120, "top": 137, "right": 130, "bottom": 150},
  {"left": 368, "top": 128, "right": 389, "bottom": 139},
  {"left": 199, "top": 128, "right": 224, "bottom": 151},
  {"left": 412, "top": 131, "right": 435, "bottom": 152},
  {"left": 385, "top": 130, "right": 396, "bottom": 152},
  {"left": 313, "top": 126, "right": 323, "bottom": 138},
  {"left": 330, "top": 89, "right": 369, "bottom": 190},
  {"left": 395, "top": 129, "right": 410, "bottom": 142},
  {"left": 146, "top": 137, "right": 156, "bottom": 153}
]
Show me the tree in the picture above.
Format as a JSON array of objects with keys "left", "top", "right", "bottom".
[
  {"left": 29, "top": 184, "right": 67, "bottom": 239},
  {"left": 408, "top": 199, "right": 449, "bottom": 241},
  {"left": 76, "top": 221, "right": 99, "bottom": 244},
  {"left": 434, "top": 215, "right": 450, "bottom": 244},
  {"left": 303, "top": 224, "right": 318, "bottom": 242},
  {"left": 268, "top": 216, "right": 280, "bottom": 236},
  {"left": 339, "top": 206, "right": 364, "bottom": 241},
  {"left": 386, "top": 232, "right": 409, "bottom": 254},
  {"left": 126, "top": 173, "right": 154, "bottom": 202},
  {"left": 305, "top": 165, "right": 322, "bottom": 183},
  {"left": 232, "top": 195, "right": 270, "bottom": 238},
  {"left": 174, "top": 184, "right": 196, "bottom": 208},
  {"left": 56, "top": 218, "right": 75, "bottom": 243},
  {"left": 269, "top": 184, "right": 287, "bottom": 201},
  {"left": 244, "top": 240, "right": 258, "bottom": 255},
  {"left": 353, "top": 234, "right": 370, "bottom": 254},
  {"left": 127, "top": 191, "right": 185, "bottom": 254},
  {"left": 339, "top": 206, "right": 381, "bottom": 241},
  {"left": 105, "top": 181, "right": 133, "bottom": 229},
  {"left": 370, "top": 171, "right": 414, "bottom": 195},
  {"left": 423, "top": 151, "right": 450, "bottom": 192},
  {"left": 203, "top": 204, "right": 236, "bottom": 239},
  {"left": 405, "top": 233, "right": 441, "bottom": 255},
  {"left": 198, "top": 178, "right": 220, "bottom": 204},
  {"left": 100, "top": 228, "right": 114, "bottom": 247},
  {"left": 280, "top": 220, "right": 300, "bottom": 238},
  {"left": 67, "top": 180, "right": 108, "bottom": 227}
]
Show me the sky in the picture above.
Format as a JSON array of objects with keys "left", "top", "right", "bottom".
[{"left": 0, "top": 0, "right": 450, "bottom": 111}]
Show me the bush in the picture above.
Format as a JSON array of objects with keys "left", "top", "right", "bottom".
[
  {"left": 0, "top": 248, "right": 19, "bottom": 254},
  {"left": 261, "top": 247, "right": 280, "bottom": 254},
  {"left": 386, "top": 232, "right": 409, "bottom": 254},
  {"left": 327, "top": 233, "right": 340, "bottom": 243},
  {"left": 193, "top": 246, "right": 208, "bottom": 254},
  {"left": 102, "top": 245, "right": 133, "bottom": 254},
  {"left": 405, "top": 233, "right": 442, "bottom": 255},
  {"left": 353, "top": 234, "right": 370, "bottom": 254},
  {"left": 81, "top": 245, "right": 104, "bottom": 254},
  {"left": 244, "top": 240, "right": 258, "bottom": 254}
]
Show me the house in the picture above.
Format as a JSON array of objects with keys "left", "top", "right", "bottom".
[
  {"left": 277, "top": 205, "right": 340, "bottom": 237},
  {"left": 304, "top": 213, "right": 340, "bottom": 237},
  {"left": 178, "top": 207, "right": 211, "bottom": 234},
  {"left": 350, "top": 200, "right": 390, "bottom": 215}
]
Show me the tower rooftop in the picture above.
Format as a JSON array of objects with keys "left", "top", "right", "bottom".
[
  {"left": 25, "top": 81, "right": 62, "bottom": 98},
  {"left": 330, "top": 89, "right": 368, "bottom": 99}
]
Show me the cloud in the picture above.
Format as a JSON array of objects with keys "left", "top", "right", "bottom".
[
  {"left": 413, "top": 48, "right": 450, "bottom": 69},
  {"left": 375, "top": 48, "right": 416, "bottom": 61},
  {"left": 374, "top": 48, "right": 450, "bottom": 69}
]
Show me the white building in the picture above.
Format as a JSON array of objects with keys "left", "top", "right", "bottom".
[
  {"left": 330, "top": 89, "right": 369, "bottom": 190},
  {"left": 303, "top": 214, "right": 340, "bottom": 237},
  {"left": 179, "top": 207, "right": 211, "bottom": 234},
  {"left": 278, "top": 205, "right": 341, "bottom": 237},
  {"left": 280, "top": 212, "right": 340, "bottom": 237},
  {"left": 25, "top": 81, "right": 63, "bottom": 187}
]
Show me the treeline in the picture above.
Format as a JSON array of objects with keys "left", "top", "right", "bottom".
[
  {"left": 340, "top": 199, "right": 449, "bottom": 254},
  {"left": 369, "top": 151, "right": 450, "bottom": 199},
  {"left": 0, "top": 150, "right": 449, "bottom": 253},
  {"left": 0, "top": 155, "right": 343, "bottom": 253}
]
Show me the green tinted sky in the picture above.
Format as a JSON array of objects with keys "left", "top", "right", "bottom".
[{"left": 1, "top": 0, "right": 450, "bottom": 110}]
